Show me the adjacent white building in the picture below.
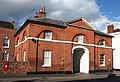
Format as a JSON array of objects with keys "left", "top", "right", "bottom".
[{"left": 108, "top": 25, "right": 120, "bottom": 69}]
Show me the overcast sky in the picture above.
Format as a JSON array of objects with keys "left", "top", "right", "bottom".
[{"left": 0, "top": 0, "right": 120, "bottom": 32}]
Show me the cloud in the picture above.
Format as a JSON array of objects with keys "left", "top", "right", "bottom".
[{"left": 0, "top": 0, "right": 120, "bottom": 32}]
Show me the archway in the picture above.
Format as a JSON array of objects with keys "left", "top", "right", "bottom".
[{"left": 72, "top": 46, "right": 89, "bottom": 74}]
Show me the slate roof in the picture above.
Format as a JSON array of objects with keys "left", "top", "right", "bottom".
[
  {"left": 67, "top": 18, "right": 83, "bottom": 24},
  {"left": 14, "top": 18, "right": 66, "bottom": 36},
  {"left": 32, "top": 18, "right": 66, "bottom": 27},
  {"left": 15, "top": 17, "right": 113, "bottom": 38},
  {"left": 113, "top": 29, "right": 120, "bottom": 33},
  {"left": 0, "top": 21, "right": 14, "bottom": 29},
  {"left": 95, "top": 30, "right": 113, "bottom": 37}
]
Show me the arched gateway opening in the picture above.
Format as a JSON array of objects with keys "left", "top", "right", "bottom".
[{"left": 72, "top": 46, "right": 89, "bottom": 74}]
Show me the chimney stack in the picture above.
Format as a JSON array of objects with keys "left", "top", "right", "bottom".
[
  {"left": 11, "top": 21, "right": 16, "bottom": 29},
  {"left": 107, "top": 24, "right": 114, "bottom": 34},
  {"left": 34, "top": 7, "right": 46, "bottom": 19}
]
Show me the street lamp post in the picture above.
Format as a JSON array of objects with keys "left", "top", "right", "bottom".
[{"left": 32, "top": 38, "right": 38, "bottom": 74}]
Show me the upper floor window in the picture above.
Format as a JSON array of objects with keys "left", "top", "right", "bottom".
[
  {"left": 99, "top": 40, "right": 105, "bottom": 46},
  {"left": 44, "top": 31, "right": 52, "bottom": 40},
  {"left": 42, "top": 50, "right": 51, "bottom": 67},
  {"left": 100, "top": 54, "right": 105, "bottom": 66},
  {"left": 2, "top": 51, "right": 9, "bottom": 61},
  {"left": 23, "top": 35, "right": 27, "bottom": 40},
  {"left": 23, "top": 32, "right": 27, "bottom": 41},
  {"left": 78, "top": 34, "right": 84, "bottom": 43},
  {"left": 3, "top": 37, "right": 10, "bottom": 48}
]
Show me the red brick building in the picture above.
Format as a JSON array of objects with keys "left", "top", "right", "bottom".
[
  {"left": 0, "top": 21, "right": 16, "bottom": 62},
  {"left": 14, "top": 8, "right": 113, "bottom": 74}
]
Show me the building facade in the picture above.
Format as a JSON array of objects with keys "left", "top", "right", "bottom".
[
  {"left": 14, "top": 9, "right": 113, "bottom": 74},
  {"left": 108, "top": 25, "right": 120, "bottom": 70},
  {"left": 0, "top": 21, "right": 16, "bottom": 62}
]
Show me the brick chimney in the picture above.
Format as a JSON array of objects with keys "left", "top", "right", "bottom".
[
  {"left": 34, "top": 7, "right": 46, "bottom": 19},
  {"left": 107, "top": 24, "right": 114, "bottom": 34}
]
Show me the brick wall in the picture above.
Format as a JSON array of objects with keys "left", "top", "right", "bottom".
[{"left": 0, "top": 61, "right": 28, "bottom": 74}]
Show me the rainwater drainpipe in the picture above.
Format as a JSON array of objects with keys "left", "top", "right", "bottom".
[{"left": 32, "top": 38, "right": 38, "bottom": 74}]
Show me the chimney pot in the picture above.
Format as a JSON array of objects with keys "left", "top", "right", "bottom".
[{"left": 34, "top": 7, "right": 46, "bottom": 19}]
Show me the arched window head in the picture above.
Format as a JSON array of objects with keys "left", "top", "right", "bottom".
[
  {"left": 44, "top": 31, "right": 52, "bottom": 40},
  {"left": 99, "top": 40, "right": 105, "bottom": 46},
  {"left": 77, "top": 34, "right": 84, "bottom": 43}
]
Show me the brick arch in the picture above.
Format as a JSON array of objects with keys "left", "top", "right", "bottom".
[
  {"left": 72, "top": 33, "right": 88, "bottom": 43},
  {"left": 22, "top": 31, "right": 27, "bottom": 41},
  {"left": 97, "top": 39, "right": 109, "bottom": 46},
  {"left": 35, "top": 29, "right": 59, "bottom": 39}
]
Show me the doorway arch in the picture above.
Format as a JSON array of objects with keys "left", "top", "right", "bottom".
[{"left": 72, "top": 46, "right": 89, "bottom": 74}]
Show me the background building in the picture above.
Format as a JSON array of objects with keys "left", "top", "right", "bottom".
[
  {"left": 108, "top": 25, "right": 120, "bottom": 70},
  {"left": 0, "top": 21, "right": 16, "bottom": 62}
]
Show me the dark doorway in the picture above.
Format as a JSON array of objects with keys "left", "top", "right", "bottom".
[{"left": 73, "top": 48, "right": 85, "bottom": 73}]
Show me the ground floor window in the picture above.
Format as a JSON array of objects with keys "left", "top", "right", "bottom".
[
  {"left": 2, "top": 51, "right": 9, "bottom": 61},
  {"left": 100, "top": 54, "right": 105, "bottom": 66},
  {"left": 42, "top": 50, "right": 51, "bottom": 66},
  {"left": 23, "top": 50, "right": 26, "bottom": 61}
]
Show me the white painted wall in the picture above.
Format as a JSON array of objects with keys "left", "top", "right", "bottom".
[
  {"left": 109, "top": 32, "right": 120, "bottom": 69},
  {"left": 80, "top": 49, "right": 89, "bottom": 74}
]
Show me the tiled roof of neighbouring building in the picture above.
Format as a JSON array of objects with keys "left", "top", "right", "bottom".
[{"left": 0, "top": 21, "right": 15, "bottom": 29}]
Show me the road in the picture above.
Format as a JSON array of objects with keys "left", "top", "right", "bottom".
[
  {"left": 65, "top": 77, "right": 120, "bottom": 82},
  {"left": 1, "top": 77, "right": 120, "bottom": 82}
]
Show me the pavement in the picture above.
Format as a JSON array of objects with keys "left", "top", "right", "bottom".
[{"left": 0, "top": 70, "right": 120, "bottom": 82}]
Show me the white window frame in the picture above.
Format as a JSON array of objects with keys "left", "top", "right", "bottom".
[
  {"left": 44, "top": 31, "right": 52, "bottom": 40},
  {"left": 3, "top": 51, "right": 9, "bottom": 61},
  {"left": 78, "top": 34, "right": 84, "bottom": 43},
  {"left": 24, "top": 35, "right": 26, "bottom": 40},
  {"left": 42, "top": 50, "right": 51, "bottom": 67},
  {"left": 3, "top": 37, "right": 10, "bottom": 48},
  {"left": 100, "top": 54, "right": 105, "bottom": 66},
  {"left": 23, "top": 50, "right": 26, "bottom": 61},
  {"left": 17, "top": 38, "right": 19, "bottom": 45}
]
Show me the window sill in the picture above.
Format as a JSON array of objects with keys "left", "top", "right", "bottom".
[
  {"left": 44, "top": 38, "right": 52, "bottom": 40},
  {"left": 42, "top": 65, "right": 52, "bottom": 67},
  {"left": 3, "top": 46, "right": 9, "bottom": 48},
  {"left": 100, "top": 64, "right": 106, "bottom": 67}
]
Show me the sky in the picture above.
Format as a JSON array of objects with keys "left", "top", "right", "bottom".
[{"left": 0, "top": 0, "right": 120, "bottom": 33}]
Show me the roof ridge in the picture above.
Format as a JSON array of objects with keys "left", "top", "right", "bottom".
[{"left": 33, "top": 17, "right": 65, "bottom": 22}]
